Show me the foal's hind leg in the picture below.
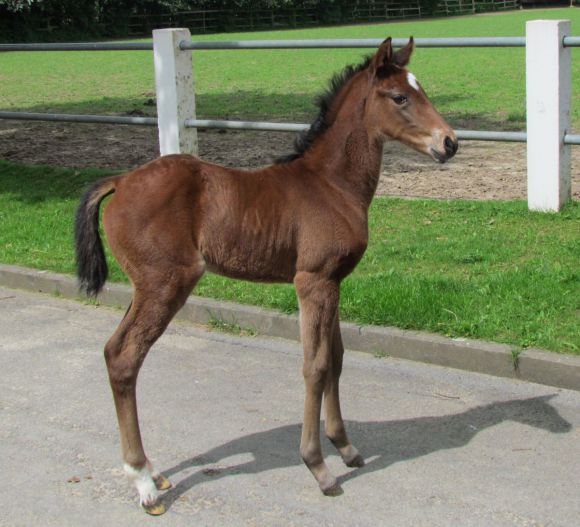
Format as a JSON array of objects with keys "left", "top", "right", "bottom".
[
  {"left": 324, "top": 314, "right": 364, "bottom": 468},
  {"left": 295, "top": 272, "right": 343, "bottom": 496},
  {"left": 104, "top": 263, "right": 203, "bottom": 514}
]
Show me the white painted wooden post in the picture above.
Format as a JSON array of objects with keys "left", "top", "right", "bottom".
[
  {"left": 153, "top": 28, "right": 198, "bottom": 156},
  {"left": 526, "top": 20, "right": 571, "bottom": 212}
]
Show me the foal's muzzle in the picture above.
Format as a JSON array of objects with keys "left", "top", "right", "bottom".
[{"left": 431, "top": 135, "right": 459, "bottom": 164}]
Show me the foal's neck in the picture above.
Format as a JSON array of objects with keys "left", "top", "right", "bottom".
[
  {"left": 305, "top": 77, "right": 384, "bottom": 208},
  {"left": 338, "top": 125, "right": 385, "bottom": 207}
]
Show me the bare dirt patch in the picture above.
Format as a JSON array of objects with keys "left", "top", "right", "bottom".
[{"left": 1, "top": 120, "right": 578, "bottom": 200}]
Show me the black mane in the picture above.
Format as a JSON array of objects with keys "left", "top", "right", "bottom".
[{"left": 276, "top": 55, "right": 372, "bottom": 164}]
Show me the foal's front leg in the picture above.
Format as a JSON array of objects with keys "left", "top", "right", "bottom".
[{"left": 294, "top": 272, "right": 342, "bottom": 496}]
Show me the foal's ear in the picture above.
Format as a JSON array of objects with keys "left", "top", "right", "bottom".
[
  {"left": 393, "top": 37, "right": 414, "bottom": 67},
  {"left": 370, "top": 37, "right": 393, "bottom": 76}
]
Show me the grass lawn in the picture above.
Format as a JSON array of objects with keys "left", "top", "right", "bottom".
[
  {"left": 0, "top": 8, "right": 579, "bottom": 132},
  {"left": 1, "top": 159, "right": 578, "bottom": 355}
]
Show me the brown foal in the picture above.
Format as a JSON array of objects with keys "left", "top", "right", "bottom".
[{"left": 75, "top": 37, "right": 457, "bottom": 514}]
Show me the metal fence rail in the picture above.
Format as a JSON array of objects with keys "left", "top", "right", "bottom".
[
  {"left": 186, "top": 120, "right": 580, "bottom": 144},
  {"left": 0, "top": 111, "right": 157, "bottom": 126},
  {"left": 184, "top": 119, "right": 534, "bottom": 142},
  {"left": 2, "top": 112, "right": 579, "bottom": 145},
  {"left": 179, "top": 36, "right": 529, "bottom": 49},
  {"left": 0, "top": 42, "right": 153, "bottom": 52},
  {"left": 0, "top": 37, "right": 521, "bottom": 52},
  {"left": 1, "top": 36, "right": 579, "bottom": 52}
]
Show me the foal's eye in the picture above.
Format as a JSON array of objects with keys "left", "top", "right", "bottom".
[{"left": 392, "top": 95, "right": 408, "bottom": 105}]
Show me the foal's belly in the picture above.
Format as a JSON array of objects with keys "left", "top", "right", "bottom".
[{"left": 201, "top": 241, "right": 297, "bottom": 284}]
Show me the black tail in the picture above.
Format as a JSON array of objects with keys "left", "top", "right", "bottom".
[{"left": 74, "top": 176, "right": 118, "bottom": 297}]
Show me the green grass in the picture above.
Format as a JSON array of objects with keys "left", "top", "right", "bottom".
[
  {"left": 207, "top": 315, "right": 258, "bottom": 337},
  {"left": 1, "top": 159, "right": 579, "bottom": 355},
  {"left": 0, "top": 8, "right": 579, "bottom": 131}
]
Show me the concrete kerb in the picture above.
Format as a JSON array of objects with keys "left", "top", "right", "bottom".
[{"left": 0, "top": 263, "right": 578, "bottom": 392}]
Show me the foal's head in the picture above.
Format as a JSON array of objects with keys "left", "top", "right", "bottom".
[{"left": 366, "top": 38, "right": 458, "bottom": 163}]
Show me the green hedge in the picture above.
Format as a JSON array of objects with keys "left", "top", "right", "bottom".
[{"left": 0, "top": 1, "right": 531, "bottom": 42}]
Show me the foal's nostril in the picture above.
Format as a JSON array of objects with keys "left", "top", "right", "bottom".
[{"left": 444, "top": 136, "right": 458, "bottom": 156}]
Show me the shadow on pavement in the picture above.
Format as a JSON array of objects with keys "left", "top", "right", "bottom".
[{"left": 160, "top": 395, "right": 571, "bottom": 509}]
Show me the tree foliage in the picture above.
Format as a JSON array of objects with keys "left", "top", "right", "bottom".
[{"left": 0, "top": 1, "right": 518, "bottom": 42}]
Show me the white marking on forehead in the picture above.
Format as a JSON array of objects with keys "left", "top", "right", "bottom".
[{"left": 407, "top": 72, "right": 420, "bottom": 92}]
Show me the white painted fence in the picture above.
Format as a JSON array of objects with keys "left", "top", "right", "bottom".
[{"left": 153, "top": 20, "right": 575, "bottom": 212}]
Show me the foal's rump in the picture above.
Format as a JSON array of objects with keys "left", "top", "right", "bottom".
[{"left": 75, "top": 154, "right": 205, "bottom": 297}]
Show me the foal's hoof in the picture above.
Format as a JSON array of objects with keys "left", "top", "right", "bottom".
[
  {"left": 143, "top": 501, "right": 166, "bottom": 516},
  {"left": 345, "top": 453, "right": 365, "bottom": 468},
  {"left": 321, "top": 480, "right": 344, "bottom": 497},
  {"left": 153, "top": 474, "right": 172, "bottom": 491}
]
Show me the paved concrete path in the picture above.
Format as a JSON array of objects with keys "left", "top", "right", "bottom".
[{"left": 1, "top": 287, "right": 579, "bottom": 527}]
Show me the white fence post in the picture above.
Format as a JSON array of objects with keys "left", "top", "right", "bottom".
[
  {"left": 526, "top": 20, "right": 571, "bottom": 212},
  {"left": 153, "top": 28, "right": 198, "bottom": 156}
]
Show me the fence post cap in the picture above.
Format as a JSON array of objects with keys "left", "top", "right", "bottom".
[
  {"left": 526, "top": 19, "right": 571, "bottom": 27},
  {"left": 153, "top": 27, "right": 190, "bottom": 33}
]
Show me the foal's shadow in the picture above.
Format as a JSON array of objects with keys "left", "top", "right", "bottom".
[{"left": 160, "top": 395, "right": 570, "bottom": 509}]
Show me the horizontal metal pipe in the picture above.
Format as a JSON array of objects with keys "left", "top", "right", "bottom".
[
  {"left": 4, "top": 34, "right": 579, "bottom": 54},
  {"left": 185, "top": 118, "right": 308, "bottom": 132},
  {"left": 180, "top": 36, "right": 526, "bottom": 50},
  {"left": 0, "top": 112, "right": 576, "bottom": 146},
  {"left": 3, "top": 36, "right": 569, "bottom": 53},
  {"left": 0, "top": 42, "right": 152, "bottom": 52},
  {"left": 180, "top": 39, "right": 381, "bottom": 50},
  {"left": 186, "top": 118, "right": 532, "bottom": 143},
  {"left": 565, "top": 134, "right": 580, "bottom": 145},
  {"left": 455, "top": 130, "right": 527, "bottom": 142},
  {"left": 563, "top": 36, "right": 580, "bottom": 47},
  {"left": 0, "top": 111, "right": 157, "bottom": 126}
]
